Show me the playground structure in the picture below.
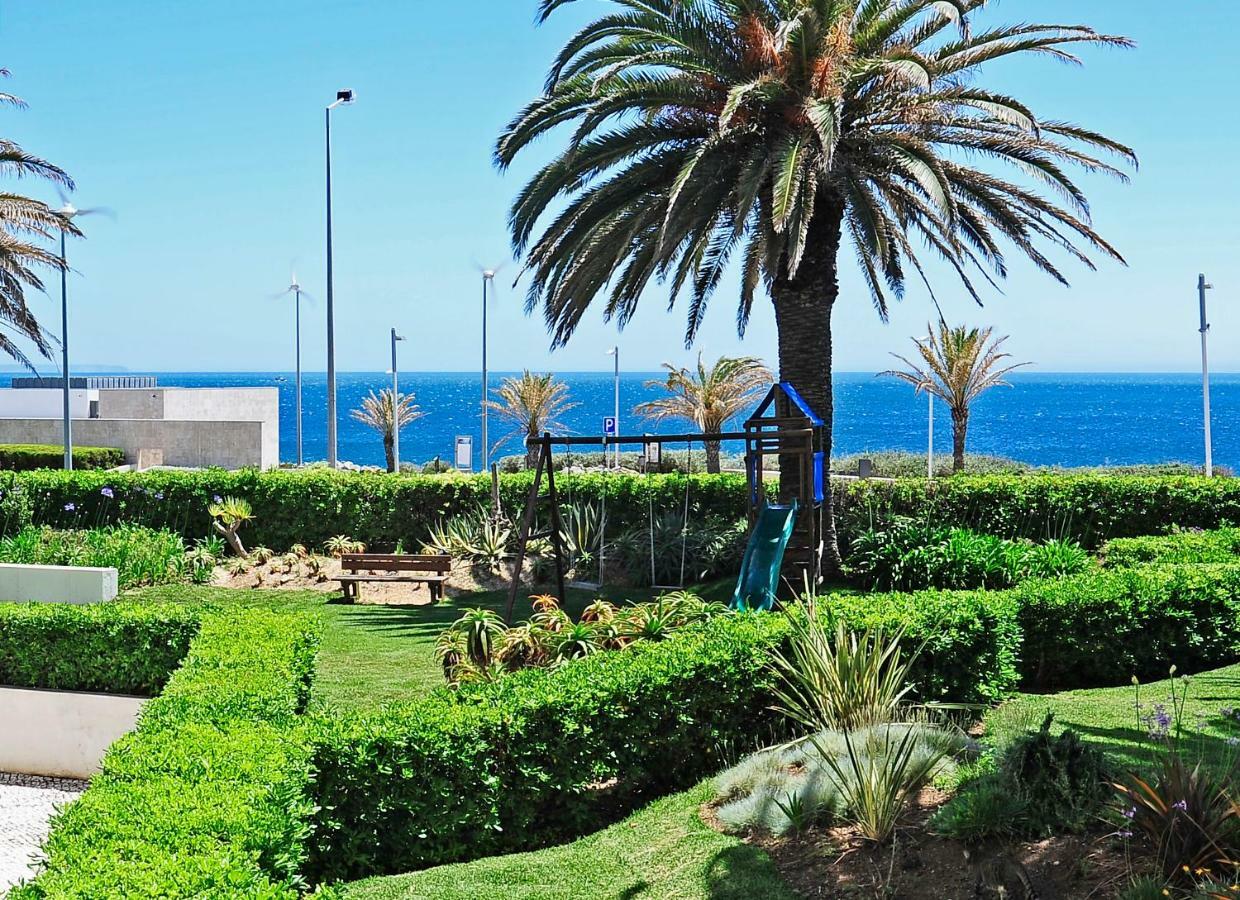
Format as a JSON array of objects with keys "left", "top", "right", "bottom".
[{"left": 504, "top": 383, "right": 827, "bottom": 622}]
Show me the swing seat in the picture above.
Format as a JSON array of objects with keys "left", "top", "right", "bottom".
[{"left": 730, "top": 501, "right": 798, "bottom": 612}]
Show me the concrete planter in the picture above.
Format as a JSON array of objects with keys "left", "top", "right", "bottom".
[
  {"left": 0, "top": 685, "right": 145, "bottom": 778},
  {"left": 0, "top": 564, "right": 118, "bottom": 604}
]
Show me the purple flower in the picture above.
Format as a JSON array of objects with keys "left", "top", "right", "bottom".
[
  {"left": 100, "top": 487, "right": 114, "bottom": 499},
  {"left": 1123, "top": 806, "right": 1136, "bottom": 820},
  {"left": 154, "top": 492, "right": 164, "bottom": 501},
  {"left": 1173, "top": 799, "right": 1188, "bottom": 811},
  {"left": 1117, "top": 829, "right": 1133, "bottom": 838},
  {"left": 212, "top": 494, "right": 222, "bottom": 504},
  {"left": 63, "top": 502, "right": 76, "bottom": 512}
]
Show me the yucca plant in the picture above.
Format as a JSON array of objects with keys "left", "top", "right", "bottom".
[
  {"left": 770, "top": 606, "right": 919, "bottom": 732},
  {"left": 500, "top": 0, "right": 1135, "bottom": 572},
  {"left": 208, "top": 496, "right": 254, "bottom": 557}
]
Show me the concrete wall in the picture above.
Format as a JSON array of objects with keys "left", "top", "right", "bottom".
[
  {"left": 0, "top": 418, "right": 271, "bottom": 469},
  {"left": 0, "top": 564, "right": 118, "bottom": 604},
  {"left": 159, "top": 389, "right": 279, "bottom": 467},
  {"left": 96, "top": 389, "right": 164, "bottom": 419},
  {"left": 0, "top": 686, "right": 145, "bottom": 778},
  {"left": 0, "top": 388, "right": 95, "bottom": 419}
]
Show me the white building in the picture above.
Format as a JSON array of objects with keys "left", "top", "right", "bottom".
[{"left": 0, "top": 378, "right": 279, "bottom": 469}]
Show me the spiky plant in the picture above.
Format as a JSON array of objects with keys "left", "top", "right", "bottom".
[
  {"left": 453, "top": 608, "right": 507, "bottom": 668},
  {"left": 883, "top": 322, "right": 1029, "bottom": 472},
  {"left": 499, "top": 0, "right": 1135, "bottom": 571},
  {"left": 635, "top": 354, "right": 772, "bottom": 472},
  {"left": 350, "top": 388, "right": 426, "bottom": 473},
  {"left": 207, "top": 496, "right": 254, "bottom": 557},
  {"left": 485, "top": 371, "right": 579, "bottom": 469},
  {"left": 0, "top": 70, "right": 80, "bottom": 371}
]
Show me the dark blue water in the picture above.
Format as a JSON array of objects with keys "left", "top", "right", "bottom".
[{"left": 100, "top": 372, "right": 1237, "bottom": 471}]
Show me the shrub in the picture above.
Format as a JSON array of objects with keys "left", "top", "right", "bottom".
[
  {"left": 1015, "top": 564, "right": 1240, "bottom": 690},
  {"left": 0, "top": 601, "right": 199, "bottom": 694},
  {"left": 12, "top": 608, "right": 322, "bottom": 899},
  {"left": 0, "top": 443, "right": 123, "bottom": 471},
  {"left": 999, "top": 713, "right": 1112, "bottom": 835},
  {"left": 0, "top": 524, "right": 189, "bottom": 588},
  {"left": 929, "top": 774, "right": 1027, "bottom": 842},
  {"left": 1101, "top": 527, "right": 1240, "bottom": 568},
  {"left": 819, "top": 589, "right": 1022, "bottom": 704},
  {"left": 305, "top": 613, "right": 790, "bottom": 882}
]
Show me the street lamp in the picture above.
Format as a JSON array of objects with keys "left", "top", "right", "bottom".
[
  {"left": 1199, "top": 273, "right": 1214, "bottom": 478},
  {"left": 390, "top": 327, "right": 406, "bottom": 473},
  {"left": 273, "top": 272, "right": 312, "bottom": 465},
  {"left": 325, "top": 88, "right": 355, "bottom": 468},
  {"left": 481, "top": 268, "right": 496, "bottom": 472},
  {"left": 918, "top": 333, "right": 935, "bottom": 480},
  {"left": 52, "top": 198, "right": 110, "bottom": 471},
  {"left": 606, "top": 346, "right": 620, "bottom": 468}
]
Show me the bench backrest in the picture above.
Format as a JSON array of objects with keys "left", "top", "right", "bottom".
[{"left": 341, "top": 553, "right": 452, "bottom": 574}]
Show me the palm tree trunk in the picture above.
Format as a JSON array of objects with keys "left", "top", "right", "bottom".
[
  {"left": 383, "top": 433, "right": 395, "bottom": 473},
  {"left": 525, "top": 439, "right": 539, "bottom": 470},
  {"left": 704, "top": 440, "right": 721, "bottom": 474},
  {"left": 769, "top": 192, "right": 845, "bottom": 578},
  {"left": 952, "top": 408, "right": 968, "bottom": 473}
]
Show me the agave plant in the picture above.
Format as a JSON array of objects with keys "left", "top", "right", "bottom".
[
  {"left": 454, "top": 608, "right": 507, "bottom": 668},
  {"left": 224, "top": 556, "right": 250, "bottom": 577},
  {"left": 434, "top": 629, "right": 468, "bottom": 684},
  {"left": 249, "top": 545, "right": 275, "bottom": 565},
  {"left": 530, "top": 593, "right": 560, "bottom": 614},
  {"left": 495, "top": 624, "right": 551, "bottom": 671},
  {"left": 551, "top": 621, "right": 602, "bottom": 664},
  {"left": 579, "top": 599, "right": 617, "bottom": 624},
  {"left": 531, "top": 606, "right": 572, "bottom": 635},
  {"left": 620, "top": 604, "right": 678, "bottom": 643},
  {"left": 323, "top": 535, "right": 359, "bottom": 559}
]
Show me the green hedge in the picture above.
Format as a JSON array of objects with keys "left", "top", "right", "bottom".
[
  {"left": 1100, "top": 527, "right": 1240, "bottom": 568},
  {"left": 0, "top": 602, "right": 199, "bottom": 695},
  {"left": 0, "top": 444, "right": 123, "bottom": 471},
  {"left": 821, "top": 589, "right": 1022, "bottom": 704},
  {"left": 7, "top": 469, "right": 1240, "bottom": 556},
  {"left": 1014, "top": 563, "right": 1240, "bottom": 691},
  {"left": 305, "top": 613, "right": 789, "bottom": 882},
  {"left": 12, "top": 608, "right": 322, "bottom": 899}
]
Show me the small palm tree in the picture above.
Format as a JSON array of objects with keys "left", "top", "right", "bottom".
[
  {"left": 635, "top": 354, "right": 772, "bottom": 473},
  {"left": 485, "top": 371, "right": 578, "bottom": 469},
  {"left": 883, "top": 323, "right": 1029, "bottom": 473},
  {"left": 1, "top": 71, "right": 79, "bottom": 371},
  {"left": 350, "top": 388, "right": 425, "bottom": 472},
  {"left": 208, "top": 496, "right": 254, "bottom": 557}
]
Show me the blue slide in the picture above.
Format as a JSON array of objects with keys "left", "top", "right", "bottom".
[{"left": 730, "top": 501, "right": 798, "bottom": 612}]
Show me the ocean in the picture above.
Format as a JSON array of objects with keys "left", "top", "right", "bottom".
[{"left": 103, "top": 371, "right": 1237, "bottom": 472}]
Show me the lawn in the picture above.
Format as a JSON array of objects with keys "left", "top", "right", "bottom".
[
  {"left": 127, "top": 579, "right": 735, "bottom": 709},
  {"left": 338, "top": 781, "right": 795, "bottom": 900},
  {"left": 987, "top": 662, "right": 1240, "bottom": 773}
]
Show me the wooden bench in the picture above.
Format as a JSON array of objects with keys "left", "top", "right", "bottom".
[{"left": 336, "top": 553, "right": 452, "bottom": 603}]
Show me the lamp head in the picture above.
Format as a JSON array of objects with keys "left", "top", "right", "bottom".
[{"left": 329, "top": 89, "right": 356, "bottom": 110}]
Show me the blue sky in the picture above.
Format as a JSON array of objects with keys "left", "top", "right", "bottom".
[{"left": 2, "top": 0, "right": 1237, "bottom": 374}]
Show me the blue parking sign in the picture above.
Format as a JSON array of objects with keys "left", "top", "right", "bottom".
[{"left": 603, "top": 416, "right": 617, "bottom": 436}]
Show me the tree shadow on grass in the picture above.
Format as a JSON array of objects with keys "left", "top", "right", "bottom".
[{"left": 703, "top": 845, "right": 797, "bottom": 900}]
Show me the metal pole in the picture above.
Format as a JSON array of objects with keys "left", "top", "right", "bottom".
[
  {"left": 481, "top": 273, "right": 490, "bottom": 472},
  {"left": 613, "top": 346, "right": 620, "bottom": 468},
  {"left": 60, "top": 230, "right": 72, "bottom": 471},
  {"left": 295, "top": 288, "right": 303, "bottom": 466},
  {"left": 927, "top": 387, "right": 934, "bottom": 480},
  {"left": 1199, "top": 273, "right": 1214, "bottom": 478},
  {"left": 325, "top": 106, "right": 338, "bottom": 468},
  {"left": 391, "top": 327, "right": 400, "bottom": 474}
]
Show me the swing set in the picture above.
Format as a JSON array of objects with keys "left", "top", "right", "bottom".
[{"left": 504, "top": 383, "right": 827, "bottom": 623}]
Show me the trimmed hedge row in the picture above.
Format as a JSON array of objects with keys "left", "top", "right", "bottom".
[
  {"left": 5, "top": 469, "right": 1238, "bottom": 555},
  {"left": 0, "top": 602, "right": 199, "bottom": 695},
  {"left": 12, "top": 608, "right": 322, "bottom": 899},
  {"left": 0, "top": 444, "right": 123, "bottom": 471},
  {"left": 1015, "top": 562, "right": 1240, "bottom": 691},
  {"left": 1100, "top": 527, "right": 1240, "bottom": 568},
  {"left": 303, "top": 593, "right": 1021, "bottom": 883}
]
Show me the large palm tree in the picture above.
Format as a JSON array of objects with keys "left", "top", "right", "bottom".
[
  {"left": 485, "top": 370, "right": 578, "bottom": 468},
  {"left": 497, "top": 0, "right": 1134, "bottom": 572},
  {"left": 350, "top": 388, "right": 425, "bottom": 472},
  {"left": 635, "top": 353, "right": 772, "bottom": 472},
  {"left": 1, "top": 70, "right": 78, "bottom": 371},
  {"left": 883, "top": 322, "right": 1028, "bottom": 472}
]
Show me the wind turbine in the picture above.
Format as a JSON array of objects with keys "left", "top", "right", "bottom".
[
  {"left": 272, "top": 270, "right": 314, "bottom": 466},
  {"left": 476, "top": 261, "right": 505, "bottom": 472},
  {"left": 52, "top": 192, "right": 113, "bottom": 471}
]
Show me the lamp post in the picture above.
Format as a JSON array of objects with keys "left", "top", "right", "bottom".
[
  {"left": 390, "top": 327, "right": 406, "bottom": 473},
  {"left": 606, "top": 346, "right": 619, "bottom": 468},
  {"left": 325, "top": 88, "right": 355, "bottom": 468},
  {"left": 481, "top": 269, "right": 496, "bottom": 472},
  {"left": 926, "top": 384, "right": 934, "bottom": 480},
  {"left": 1199, "top": 273, "right": 1214, "bottom": 478},
  {"left": 273, "top": 273, "right": 310, "bottom": 465}
]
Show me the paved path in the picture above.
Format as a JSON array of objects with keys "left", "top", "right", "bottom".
[{"left": 0, "top": 773, "right": 86, "bottom": 894}]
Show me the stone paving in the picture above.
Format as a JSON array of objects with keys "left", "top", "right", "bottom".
[{"left": 0, "top": 773, "right": 86, "bottom": 894}]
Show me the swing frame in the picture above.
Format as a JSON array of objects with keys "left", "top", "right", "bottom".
[{"left": 504, "top": 397, "right": 824, "bottom": 622}]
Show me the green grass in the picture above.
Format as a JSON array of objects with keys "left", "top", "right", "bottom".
[
  {"left": 987, "top": 663, "right": 1240, "bottom": 773},
  {"left": 338, "top": 781, "right": 795, "bottom": 900},
  {"left": 127, "top": 579, "right": 736, "bottom": 710}
]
